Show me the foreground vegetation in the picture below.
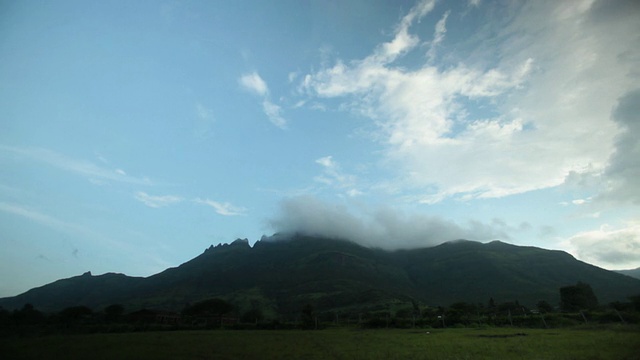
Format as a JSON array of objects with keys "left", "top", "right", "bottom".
[
  {"left": 2, "top": 282, "right": 638, "bottom": 358},
  {"left": 1, "top": 326, "right": 639, "bottom": 360}
]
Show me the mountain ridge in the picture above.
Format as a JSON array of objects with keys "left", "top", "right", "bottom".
[
  {"left": 1, "top": 235, "right": 639, "bottom": 314},
  {"left": 616, "top": 267, "right": 640, "bottom": 280}
]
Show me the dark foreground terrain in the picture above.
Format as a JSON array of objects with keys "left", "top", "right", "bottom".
[{"left": 1, "top": 326, "right": 639, "bottom": 360}]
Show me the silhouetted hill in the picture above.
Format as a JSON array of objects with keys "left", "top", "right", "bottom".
[
  {"left": 1, "top": 235, "right": 639, "bottom": 314},
  {"left": 616, "top": 267, "right": 640, "bottom": 280},
  {"left": 0, "top": 272, "right": 144, "bottom": 312}
]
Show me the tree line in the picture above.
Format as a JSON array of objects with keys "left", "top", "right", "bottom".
[{"left": 2, "top": 282, "right": 639, "bottom": 336}]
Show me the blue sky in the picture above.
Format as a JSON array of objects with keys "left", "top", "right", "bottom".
[{"left": 1, "top": 0, "right": 639, "bottom": 297}]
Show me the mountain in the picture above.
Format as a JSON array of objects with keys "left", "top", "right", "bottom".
[
  {"left": 1, "top": 235, "right": 639, "bottom": 315},
  {"left": 616, "top": 267, "right": 640, "bottom": 280}
]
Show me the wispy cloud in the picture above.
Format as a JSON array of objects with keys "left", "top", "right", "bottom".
[
  {"left": 134, "top": 192, "right": 183, "bottom": 208},
  {"left": 314, "top": 156, "right": 362, "bottom": 197},
  {"left": 133, "top": 191, "right": 246, "bottom": 216},
  {"left": 194, "top": 198, "right": 247, "bottom": 216},
  {"left": 372, "top": 0, "right": 436, "bottom": 63},
  {"left": 0, "top": 145, "right": 152, "bottom": 186},
  {"left": 239, "top": 71, "right": 287, "bottom": 129},
  {"left": 0, "top": 201, "right": 124, "bottom": 249},
  {"left": 262, "top": 100, "right": 286, "bottom": 129},
  {"left": 468, "top": 0, "right": 481, "bottom": 8},
  {"left": 427, "top": 10, "right": 450, "bottom": 62},
  {"left": 299, "top": 1, "right": 636, "bottom": 204}
]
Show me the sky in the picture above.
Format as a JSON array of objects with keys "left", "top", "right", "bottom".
[{"left": 1, "top": 0, "right": 639, "bottom": 298}]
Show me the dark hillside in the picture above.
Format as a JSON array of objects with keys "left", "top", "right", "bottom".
[{"left": 1, "top": 235, "right": 639, "bottom": 314}]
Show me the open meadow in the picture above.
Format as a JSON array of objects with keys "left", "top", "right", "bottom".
[{"left": 1, "top": 326, "right": 639, "bottom": 360}]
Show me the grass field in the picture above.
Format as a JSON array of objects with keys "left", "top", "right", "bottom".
[{"left": 1, "top": 326, "right": 639, "bottom": 359}]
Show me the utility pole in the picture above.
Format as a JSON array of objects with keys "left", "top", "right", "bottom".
[
  {"left": 580, "top": 311, "right": 588, "bottom": 325},
  {"left": 614, "top": 308, "right": 626, "bottom": 324},
  {"left": 438, "top": 314, "right": 446, "bottom": 328}
]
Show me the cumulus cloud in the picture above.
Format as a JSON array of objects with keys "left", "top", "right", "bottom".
[
  {"left": 194, "top": 198, "right": 247, "bottom": 216},
  {"left": 299, "top": 1, "right": 639, "bottom": 203},
  {"left": 268, "top": 196, "right": 507, "bottom": 250},
  {"left": 239, "top": 72, "right": 287, "bottom": 128},
  {"left": 564, "top": 223, "right": 640, "bottom": 270},
  {"left": 239, "top": 72, "right": 268, "bottom": 96},
  {"left": 134, "top": 192, "right": 183, "bottom": 208}
]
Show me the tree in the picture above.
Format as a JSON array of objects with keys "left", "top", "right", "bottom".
[
  {"left": 300, "top": 303, "right": 316, "bottom": 329},
  {"left": 536, "top": 300, "right": 554, "bottom": 313},
  {"left": 59, "top": 305, "right": 93, "bottom": 321},
  {"left": 488, "top": 297, "right": 496, "bottom": 310},
  {"left": 560, "top": 282, "right": 598, "bottom": 311},
  {"left": 182, "top": 298, "right": 233, "bottom": 317},
  {"left": 104, "top": 304, "right": 124, "bottom": 322},
  {"left": 629, "top": 295, "right": 640, "bottom": 312},
  {"left": 241, "top": 308, "right": 264, "bottom": 324},
  {"left": 11, "top": 303, "right": 45, "bottom": 325},
  {"left": 0, "top": 306, "right": 8, "bottom": 326}
]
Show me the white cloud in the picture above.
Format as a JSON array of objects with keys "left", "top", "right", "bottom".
[
  {"left": 468, "top": 0, "right": 481, "bottom": 7},
  {"left": 563, "top": 222, "right": 640, "bottom": 270},
  {"left": 134, "top": 192, "right": 183, "bottom": 208},
  {"left": 300, "top": 1, "right": 638, "bottom": 203},
  {"left": 262, "top": 100, "right": 287, "bottom": 129},
  {"left": 571, "top": 198, "right": 591, "bottom": 205},
  {"left": 372, "top": 0, "right": 436, "bottom": 64},
  {"left": 269, "top": 195, "right": 506, "bottom": 249},
  {"left": 194, "top": 198, "right": 247, "bottom": 216},
  {"left": 315, "top": 155, "right": 336, "bottom": 168},
  {"left": 314, "top": 156, "right": 361, "bottom": 197},
  {"left": 132, "top": 190, "right": 248, "bottom": 215},
  {"left": 239, "top": 72, "right": 268, "bottom": 96},
  {"left": 346, "top": 189, "right": 364, "bottom": 197},
  {"left": 427, "top": 10, "right": 450, "bottom": 62},
  {"left": 239, "top": 72, "right": 287, "bottom": 128}
]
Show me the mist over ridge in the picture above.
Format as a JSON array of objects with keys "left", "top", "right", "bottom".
[{"left": 267, "top": 196, "right": 509, "bottom": 250}]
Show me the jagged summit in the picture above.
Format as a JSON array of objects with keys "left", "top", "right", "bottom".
[{"left": 1, "top": 235, "right": 639, "bottom": 313}]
